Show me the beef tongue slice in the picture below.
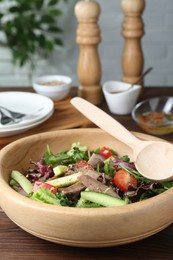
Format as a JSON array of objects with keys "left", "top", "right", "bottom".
[
  {"left": 79, "top": 175, "right": 119, "bottom": 198},
  {"left": 88, "top": 153, "right": 105, "bottom": 168},
  {"left": 59, "top": 182, "right": 85, "bottom": 201}
]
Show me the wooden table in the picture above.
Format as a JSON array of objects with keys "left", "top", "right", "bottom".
[{"left": 0, "top": 87, "right": 173, "bottom": 259}]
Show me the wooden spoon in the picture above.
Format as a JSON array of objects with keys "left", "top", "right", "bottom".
[{"left": 71, "top": 97, "right": 173, "bottom": 181}]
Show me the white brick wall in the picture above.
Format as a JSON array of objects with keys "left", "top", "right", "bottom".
[{"left": 0, "top": 0, "right": 173, "bottom": 88}]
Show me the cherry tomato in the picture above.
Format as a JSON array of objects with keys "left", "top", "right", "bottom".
[
  {"left": 33, "top": 181, "right": 57, "bottom": 194},
  {"left": 99, "top": 147, "right": 113, "bottom": 159},
  {"left": 113, "top": 169, "right": 138, "bottom": 192}
]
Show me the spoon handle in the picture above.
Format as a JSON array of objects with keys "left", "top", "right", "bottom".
[
  {"left": 71, "top": 97, "right": 140, "bottom": 149},
  {"left": 131, "top": 67, "right": 153, "bottom": 87}
]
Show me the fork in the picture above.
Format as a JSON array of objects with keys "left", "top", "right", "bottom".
[
  {"left": 0, "top": 110, "right": 15, "bottom": 125},
  {"left": 0, "top": 107, "right": 44, "bottom": 125},
  {"left": 0, "top": 106, "right": 26, "bottom": 119}
]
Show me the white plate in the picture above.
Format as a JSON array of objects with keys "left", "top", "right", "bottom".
[
  {"left": 0, "top": 92, "right": 54, "bottom": 137},
  {"left": 0, "top": 109, "right": 54, "bottom": 137},
  {"left": 0, "top": 91, "right": 54, "bottom": 129}
]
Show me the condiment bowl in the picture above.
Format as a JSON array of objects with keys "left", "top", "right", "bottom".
[
  {"left": 0, "top": 129, "right": 173, "bottom": 247},
  {"left": 33, "top": 75, "right": 72, "bottom": 101},
  {"left": 102, "top": 81, "right": 141, "bottom": 115},
  {"left": 132, "top": 96, "right": 173, "bottom": 135}
]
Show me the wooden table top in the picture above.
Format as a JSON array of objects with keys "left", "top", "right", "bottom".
[{"left": 0, "top": 86, "right": 173, "bottom": 259}]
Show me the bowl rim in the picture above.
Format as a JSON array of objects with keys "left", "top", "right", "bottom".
[
  {"left": 102, "top": 81, "right": 141, "bottom": 96},
  {"left": 33, "top": 75, "right": 72, "bottom": 86},
  {"left": 33, "top": 75, "right": 72, "bottom": 94},
  {"left": 33, "top": 84, "right": 70, "bottom": 93},
  {"left": 131, "top": 96, "right": 173, "bottom": 127},
  {"left": 0, "top": 128, "right": 173, "bottom": 216}
]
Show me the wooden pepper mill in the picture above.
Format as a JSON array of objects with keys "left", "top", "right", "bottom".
[
  {"left": 121, "top": 0, "right": 145, "bottom": 89},
  {"left": 75, "top": 0, "right": 102, "bottom": 105}
]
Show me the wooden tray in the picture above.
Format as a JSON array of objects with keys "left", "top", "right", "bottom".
[{"left": 0, "top": 96, "right": 93, "bottom": 149}]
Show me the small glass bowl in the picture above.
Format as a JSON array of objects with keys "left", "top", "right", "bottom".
[{"left": 131, "top": 96, "right": 173, "bottom": 135}]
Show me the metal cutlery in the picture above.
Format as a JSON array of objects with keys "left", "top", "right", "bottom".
[
  {"left": 0, "top": 107, "right": 44, "bottom": 125},
  {"left": 0, "top": 110, "right": 15, "bottom": 125},
  {"left": 0, "top": 106, "right": 27, "bottom": 119}
]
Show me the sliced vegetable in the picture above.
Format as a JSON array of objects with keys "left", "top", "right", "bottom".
[
  {"left": 46, "top": 172, "right": 83, "bottom": 187},
  {"left": 11, "top": 170, "right": 33, "bottom": 194},
  {"left": 113, "top": 159, "right": 136, "bottom": 171},
  {"left": 80, "top": 191, "right": 128, "bottom": 207},
  {"left": 53, "top": 165, "right": 68, "bottom": 177},
  {"left": 33, "top": 181, "right": 57, "bottom": 194},
  {"left": 113, "top": 169, "right": 138, "bottom": 192},
  {"left": 99, "top": 147, "right": 113, "bottom": 159},
  {"left": 9, "top": 178, "right": 19, "bottom": 187}
]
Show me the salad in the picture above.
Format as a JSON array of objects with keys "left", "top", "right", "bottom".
[{"left": 9, "top": 142, "right": 173, "bottom": 208}]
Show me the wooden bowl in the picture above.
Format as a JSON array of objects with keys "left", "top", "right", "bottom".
[{"left": 0, "top": 129, "right": 173, "bottom": 247}]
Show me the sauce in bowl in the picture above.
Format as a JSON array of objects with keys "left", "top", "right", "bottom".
[{"left": 137, "top": 111, "right": 173, "bottom": 135}]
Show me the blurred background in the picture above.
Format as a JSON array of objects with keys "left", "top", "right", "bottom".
[{"left": 0, "top": 0, "right": 173, "bottom": 88}]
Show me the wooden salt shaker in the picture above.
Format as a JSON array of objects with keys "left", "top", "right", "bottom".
[
  {"left": 75, "top": 0, "right": 102, "bottom": 105},
  {"left": 121, "top": 0, "right": 145, "bottom": 89}
]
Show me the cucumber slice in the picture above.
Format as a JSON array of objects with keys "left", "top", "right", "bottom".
[
  {"left": 46, "top": 172, "right": 83, "bottom": 187},
  {"left": 11, "top": 170, "right": 33, "bottom": 194},
  {"left": 53, "top": 165, "right": 67, "bottom": 177},
  {"left": 80, "top": 191, "right": 128, "bottom": 207}
]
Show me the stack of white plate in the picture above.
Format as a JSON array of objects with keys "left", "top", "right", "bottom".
[{"left": 0, "top": 92, "right": 54, "bottom": 137}]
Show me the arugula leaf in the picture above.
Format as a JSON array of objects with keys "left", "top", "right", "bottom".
[
  {"left": 120, "top": 155, "right": 130, "bottom": 163},
  {"left": 103, "top": 158, "right": 115, "bottom": 177},
  {"left": 44, "top": 143, "right": 89, "bottom": 166},
  {"left": 160, "top": 182, "right": 173, "bottom": 189},
  {"left": 56, "top": 193, "right": 74, "bottom": 207},
  {"left": 139, "top": 188, "right": 167, "bottom": 201}
]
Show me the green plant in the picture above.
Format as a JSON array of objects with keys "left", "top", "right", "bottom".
[{"left": 0, "top": 0, "right": 68, "bottom": 71}]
